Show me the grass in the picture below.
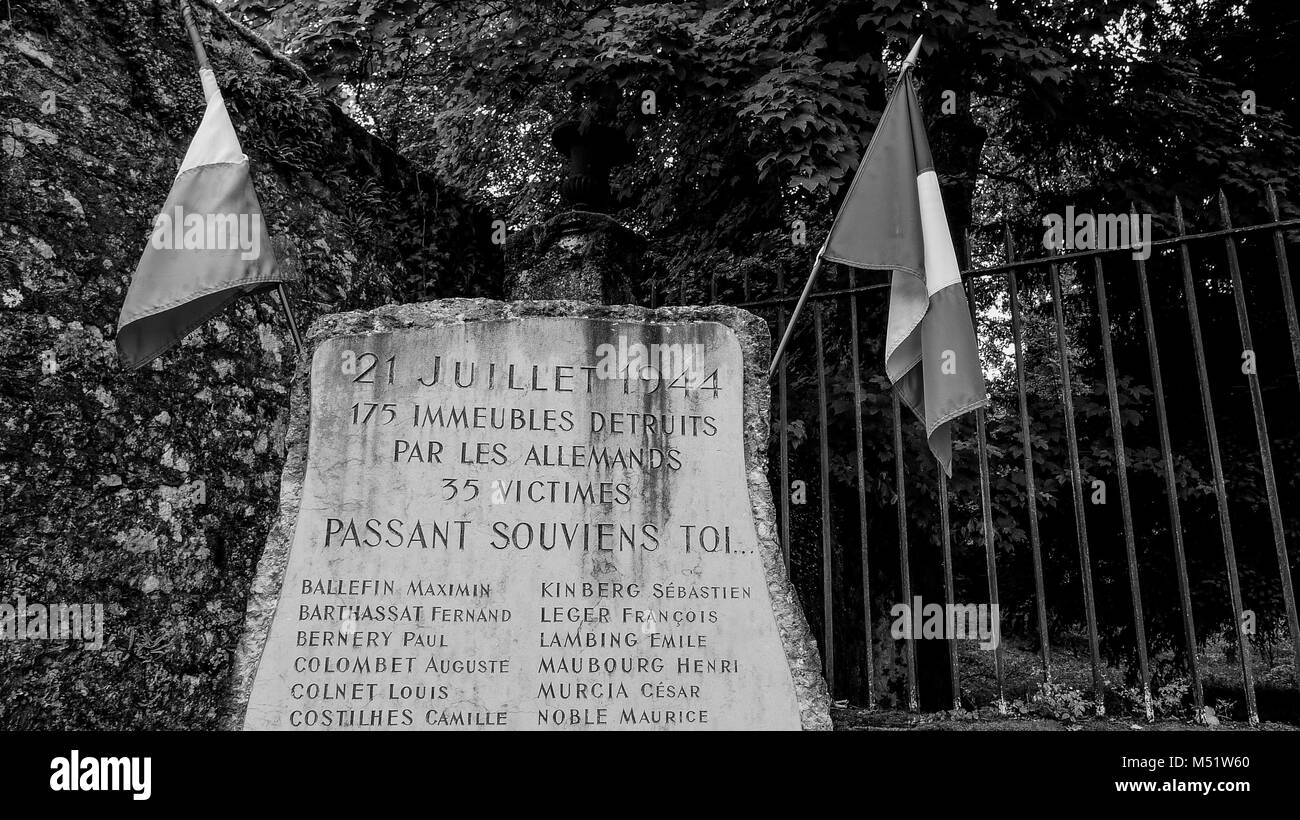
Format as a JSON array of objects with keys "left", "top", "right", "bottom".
[{"left": 832, "top": 629, "right": 1300, "bottom": 730}]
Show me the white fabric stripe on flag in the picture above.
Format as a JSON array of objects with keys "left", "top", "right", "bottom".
[
  {"left": 198, "top": 67, "right": 220, "bottom": 104},
  {"left": 916, "top": 170, "right": 962, "bottom": 296},
  {"left": 177, "top": 89, "right": 247, "bottom": 177}
]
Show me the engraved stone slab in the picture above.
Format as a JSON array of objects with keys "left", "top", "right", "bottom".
[{"left": 229, "top": 300, "right": 831, "bottom": 730}]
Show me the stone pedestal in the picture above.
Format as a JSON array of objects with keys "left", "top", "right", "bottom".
[
  {"left": 504, "top": 211, "right": 641, "bottom": 304},
  {"left": 227, "top": 298, "right": 832, "bottom": 730}
]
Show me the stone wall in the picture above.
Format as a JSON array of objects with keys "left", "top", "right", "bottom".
[{"left": 0, "top": 0, "right": 500, "bottom": 728}]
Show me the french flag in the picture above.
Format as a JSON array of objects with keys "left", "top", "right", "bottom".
[
  {"left": 822, "top": 61, "right": 987, "bottom": 476},
  {"left": 116, "top": 67, "right": 289, "bottom": 370}
]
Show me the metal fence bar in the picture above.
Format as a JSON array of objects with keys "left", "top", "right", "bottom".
[
  {"left": 741, "top": 280, "right": 891, "bottom": 310},
  {"left": 1217, "top": 191, "right": 1300, "bottom": 699},
  {"left": 1132, "top": 209, "right": 1204, "bottom": 712},
  {"left": 938, "top": 469, "right": 959, "bottom": 709},
  {"left": 814, "top": 303, "right": 835, "bottom": 692},
  {"left": 1265, "top": 185, "right": 1300, "bottom": 383},
  {"left": 1005, "top": 226, "right": 1052, "bottom": 684},
  {"left": 848, "top": 269, "right": 875, "bottom": 705},
  {"left": 892, "top": 390, "right": 919, "bottom": 711},
  {"left": 964, "top": 276, "right": 1006, "bottom": 713},
  {"left": 775, "top": 271, "right": 793, "bottom": 574},
  {"left": 1173, "top": 197, "right": 1258, "bottom": 725},
  {"left": 1048, "top": 259, "right": 1106, "bottom": 713},
  {"left": 737, "top": 217, "right": 1300, "bottom": 311},
  {"left": 1092, "top": 256, "right": 1153, "bottom": 721},
  {"left": 973, "top": 414, "right": 1004, "bottom": 711}
]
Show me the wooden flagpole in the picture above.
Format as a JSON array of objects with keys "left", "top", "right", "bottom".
[
  {"left": 177, "top": 0, "right": 305, "bottom": 357},
  {"left": 766, "top": 34, "right": 924, "bottom": 380}
]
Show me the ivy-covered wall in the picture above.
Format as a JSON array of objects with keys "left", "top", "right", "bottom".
[{"left": 0, "top": 0, "right": 500, "bottom": 728}]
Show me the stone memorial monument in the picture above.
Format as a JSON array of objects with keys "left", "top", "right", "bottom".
[{"left": 226, "top": 121, "right": 831, "bottom": 731}]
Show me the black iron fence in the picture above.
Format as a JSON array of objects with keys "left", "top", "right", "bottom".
[{"left": 652, "top": 186, "right": 1300, "bottom": 724}]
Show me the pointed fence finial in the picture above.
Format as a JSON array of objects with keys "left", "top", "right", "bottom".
[
  {"left": 1217, "top": 189, "right": 1234, "bottom": 229},
  {"left": 1173, "top": 196, "right": 1187, "bottom": 234}
]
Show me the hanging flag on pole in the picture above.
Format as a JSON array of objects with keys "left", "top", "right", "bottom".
[
  {"left": 115, "top": 1, "right": 301, "bottom": 370},
  {"left": 769, "top": 36, "right": 986, "bottom": 476}
]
